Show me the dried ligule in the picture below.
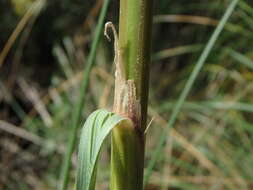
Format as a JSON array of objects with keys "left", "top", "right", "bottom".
[{"left": 104, "top": 22, "right": 141, "bottom": 129}]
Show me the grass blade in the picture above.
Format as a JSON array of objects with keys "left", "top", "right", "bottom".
[
  {"left": 227, "top": 48, "right": 253, "bottom": 70},
  {"left": 76, "top": 109, "right": 127, "bottom": 190},
  {"left": 58, "top": 0, "right": 111, "bottom": 189},
  {"left": 144, "top": 0, "right": 239, "bottom": 184}
]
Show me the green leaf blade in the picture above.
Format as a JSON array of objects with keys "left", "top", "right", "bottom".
[{"left": 76, "top": 109, "right": 126, "bottom": 190}]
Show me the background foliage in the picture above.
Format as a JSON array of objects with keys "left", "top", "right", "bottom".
[{"left": 1, "top": 0, "right": 253, "bottom": 189}]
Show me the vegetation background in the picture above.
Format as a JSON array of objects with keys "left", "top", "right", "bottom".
[{"left": 1, "top": 0, "right": 253, "bottom": 189}]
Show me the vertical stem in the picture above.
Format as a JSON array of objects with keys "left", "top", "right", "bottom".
[
  {"left": 110, "top": 0, "right": 153, "bottom": 190},
  {"left": 111, "top": 123, "right": 145, "bottom": 190},
  {"left": 119, "top": 0, "right": 153, "bottom": 129}
]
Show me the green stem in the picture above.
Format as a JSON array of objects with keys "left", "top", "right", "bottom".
[
  {"left": 58, "top": 0, "right": 111, "bottom": 189},
  {"left": 110, "top": 0, "right": 153, "bottom": 190},
  {"left": 119, "top": 0, "right": 153, "bottom": 128},
  {"left": 111, "top": 123, "right": 145, "bottom": 190}
]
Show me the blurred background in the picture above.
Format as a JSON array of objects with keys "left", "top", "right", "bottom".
[{"left": 1, "top": 0, "right": 253, "bottom": 189}]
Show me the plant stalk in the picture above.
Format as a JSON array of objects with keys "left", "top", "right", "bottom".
[{"left": 110, "top": 0, "right": 153, "bottom": 189}]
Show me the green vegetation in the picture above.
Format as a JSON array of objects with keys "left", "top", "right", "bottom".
[
  {"left": 77, "top": 0, "right": 153, "bottom": 189},
  {"left": 59, "top": 0, "right": 111, "bottom": 189},
  {"left": 76, "top": 109, "right": 127, "bottom": 190},
  {"left": 110, "top": 0, "right": 152, "bottom": 189},
  {"left": 1, "top": 0, "right": 253, "bottom": 190},
  {"left": 145, "top": 0, "right": 239, "bottom": 184}
]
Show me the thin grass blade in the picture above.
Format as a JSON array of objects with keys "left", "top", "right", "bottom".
[
  {"left": 58, "top": 0, "right": 111, "bottom": 189},
  {"left": 144, "top": 0, "right": 239, "bottom": 184}
]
